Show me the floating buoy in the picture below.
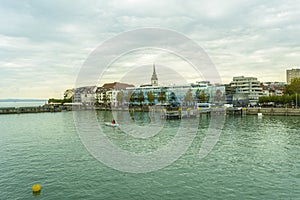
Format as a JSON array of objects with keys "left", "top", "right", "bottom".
[{"left": 32, "top": 184, "right": 41, "bottom": 193}]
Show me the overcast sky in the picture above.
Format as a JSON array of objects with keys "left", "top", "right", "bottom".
[{"left": 1, "top": 0, "right": 299, "bottom": 99}]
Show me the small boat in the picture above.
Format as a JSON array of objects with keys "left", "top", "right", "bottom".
[{"left": 105, "top": 122, "right": 119, "bottom": 127}]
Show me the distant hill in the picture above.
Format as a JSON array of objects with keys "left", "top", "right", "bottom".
[{"left": 0, "top": 99, "right": 47, "bottom": 102}]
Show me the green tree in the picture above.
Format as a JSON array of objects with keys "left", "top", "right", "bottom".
[
  {"left": 147, "top": 91, "right": 155, "bottom": 105},
  {"left": 214, "top": 89, "right": 225, "bottom": 103},
  {"left": 129, "top": 91, "right": 136, "bottom": 104},
  {"left": 195, "top": 89, "right": 209, "bottom": 102},
  {"left": 102, "top": 92, "right": 109, "bottom": 107},
  {"left": 125, "top": 91, "right": 133, "bottom": 102},
  {"left": 285, "top": 78, "right": 300, "bottom": 95},
  {"left": 116, "top": 90, "right": 124, "bottom": 106},
  {"left": 199, "top": 91, "right": 208, "bottom": 103},
  {"left": 169, "top": 92, "right": 177, "bottom": 103},
  {"left": 48, "top": 98, "right": 72, "bottom": 104},
  {"left": 158, "top": 90, "right": 166, "bottom": 103},
  {"left": 194, "top": 89, "right": 201, "bottom": 102},
  {"left": 259, "top": 96, "right": 270, "bottom": 103},
  {"left": 184, "top": 89, "right": 193, "bottom": 102},
  {"left": 259, "top": 94, "right": 298, "bottom": 107},
  {"left": 138, "top": 91, "right": 145, "bottom": 106}
]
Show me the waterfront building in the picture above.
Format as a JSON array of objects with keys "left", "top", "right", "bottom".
[
  {"left": 191, "top": 81, "right": 211, "bottom": 88},
  {"left": 262, "top": 82, "right": 285, "bottom": 96},
  {"left": 230, "top": 76, "right": 263, "bottom": 106},
  {"left": 121, "top": 67, "right": 225, "bottom": 107},
  {"left": 123, "top": 84, "right": 225, "bottom": 107},
  {"left": 286, "top": 68, "right": 300, "bottom": 84},
  {"left": 224, "top": 84, "right": 235, "bottom": 105},
  {"left": 72, "top": 66, "right": 226, "bottom": 107},
  {"left": 73, "top": 86, "right": 97, "bottom": 106},
  {"left": 95, "top": 82, "right": 134, "bottom": 107}
]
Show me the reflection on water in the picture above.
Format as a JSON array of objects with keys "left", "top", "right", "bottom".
[
  {"left": 95, "top": 110, "right": 197, "bottom": 154},
  {"left": 0, "top": 111, "right": 299, "bottom": 199}
]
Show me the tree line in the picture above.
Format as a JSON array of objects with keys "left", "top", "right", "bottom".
[
  {"left": 259, "top": 78, "right": 300, "bottom": 106},
  {"left": 114, "top": 88, "right": 210, "bottom": 107}
]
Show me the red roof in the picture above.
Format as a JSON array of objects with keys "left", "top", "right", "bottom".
[{"left": 102, "top": 82, "right": 135, "bottom": 89}]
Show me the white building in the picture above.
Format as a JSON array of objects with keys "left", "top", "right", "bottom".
[
  {"left": 262, "top": 82, "right": 285, "bottom": 96},
  {"left": 95, "top": 82, "right": 135, "bottom": 107},
  {"left": 123, "top": 78, "right": 225, "bottom": 107},
  {"left": 79, "top": 66, "right": 226, "bottom": 108},
  {"left": 230, "top": 76, "right": 263, "bottom": 105},
  {"left": 73, "top": 86, "right": 97, "bottom": 106}
]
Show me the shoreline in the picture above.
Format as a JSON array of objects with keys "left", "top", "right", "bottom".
[
  {"left": 246, "top": 107, "right": 300, "bottom": 116},
  {"left": 1, "top": 105, "right": 300, "bottom": 116}
]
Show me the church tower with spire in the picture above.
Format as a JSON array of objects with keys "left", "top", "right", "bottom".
[{"left": 151, "top": 64, "right": 158, "bottom": 86}]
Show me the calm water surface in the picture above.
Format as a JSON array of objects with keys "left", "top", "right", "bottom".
[
  {"left": 0, "top": 111, "right": 299, "bottom": 199},
  {"left": 0, "top": 101, "right": 46, "bottom": 108}
]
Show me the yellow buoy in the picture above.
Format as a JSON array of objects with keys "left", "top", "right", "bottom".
[{"left": 32, "top": 184, "right": 41, "bottom": 193}]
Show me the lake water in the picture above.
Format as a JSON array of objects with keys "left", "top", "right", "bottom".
[
  {"left": 0, "top": 111, "right": 299, "bottom": 199},
  {"left": 0, "top": 101, "right": 47, "bottom": 108}
]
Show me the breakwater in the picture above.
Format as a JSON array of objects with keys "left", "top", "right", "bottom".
[
  {"left": 0, "top": 104, "right": 71, "bottom": 114},
  {"left": 0, "top": 105, "right": 131, "bottom": 114}
]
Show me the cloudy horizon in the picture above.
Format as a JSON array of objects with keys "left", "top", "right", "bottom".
[{"left": 1, "top": 0, "right": 299, "bottom": 99}]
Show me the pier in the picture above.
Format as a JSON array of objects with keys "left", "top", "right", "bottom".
[{"left": 226, "top": 107, "right": 247, "bottom": 115}]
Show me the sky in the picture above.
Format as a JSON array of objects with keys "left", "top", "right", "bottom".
[{"left": 0, "top": 0, "right": 299, "bottom": 99}]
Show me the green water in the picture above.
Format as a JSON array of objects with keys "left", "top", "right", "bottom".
[{"left": 0, "top": 111, "right": 299, "bottom": 199}]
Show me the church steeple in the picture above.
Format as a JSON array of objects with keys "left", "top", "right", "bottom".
[{"left": 151, "top": 63, "right": 158, "bottom": 86}]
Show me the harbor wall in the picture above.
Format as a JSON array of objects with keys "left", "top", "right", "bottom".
[
  {"left": 1, "top": 105, "right": 300, "bottom": 116},
  {"left": 0, "top": 105, "right": 70, "bottom": 114},
  {"left": 246, "top": 107, "right": 300, "bottom": 116}
]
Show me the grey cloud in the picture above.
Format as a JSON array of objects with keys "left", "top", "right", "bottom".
[{"left": 0, "top": 0, "right": 300, "bottom": 98}]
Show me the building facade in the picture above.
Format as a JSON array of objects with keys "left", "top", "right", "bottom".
[
  {"left": 95, "top": 82, "right": 134, "bottom": 106},
  {"left": 287, "top": 68, "right": 300, "bottom": 84},
  {"left": 262, "top": 82, "right": 285, "bottom": 96},
  {"left": 230, "top": 76, "right": 263, "bottom": 106},
  {"left": 71, "top": 66, "right": 226, "bottom": 107},
  {"left": 73, "top": 86, "right": 97, "bottom": 106},
  {"left": 122, "top": 81, "right": 225, "bottom": 107}
]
